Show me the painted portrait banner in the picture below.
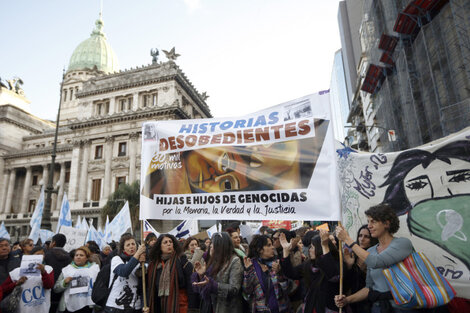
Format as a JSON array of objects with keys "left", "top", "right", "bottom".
[
  {"left": 338, "top": 127, "right": 470, "bottom": 298},
  {"left": 140, "top": 92, "right": 340, "bottom": 221}
]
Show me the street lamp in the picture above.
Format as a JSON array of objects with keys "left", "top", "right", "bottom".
[{"left": 41, "top": 70, "right": 65, "bottom": 231}]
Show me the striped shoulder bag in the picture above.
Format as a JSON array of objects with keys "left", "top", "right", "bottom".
[{"left": 382, "top": 252, "right": 456, "bottom": 308}]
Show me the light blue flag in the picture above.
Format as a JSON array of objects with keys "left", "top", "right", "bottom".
[
  {"left": 103, "top": 215, "right": 112, "bottom": 243},
  {"left": 108, "top": 202, "right": 132, "bottom": 241},
  {"left": 87, "top": 225, "right": 106, "bottom": 249},
  {"left": 40, "top": 229, "right": 54, "bottom": 243},
  {"left": 80, "top": 218, "right": 89, "bottom": 230},
  {"left": 29, "top": 187, "right": 45, "bottom": 243},
  {"left": 75, "top": 215, "right": 82, "bottom": 228},
  {"left": 0, "top": 222, "right": 10, "bottom": 240},
  {"left": 56, "top": 193, "right": 72, "bottom": 233}
]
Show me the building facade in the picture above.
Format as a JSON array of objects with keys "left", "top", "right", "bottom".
[
  {"left": 0, "top": 16, "right": 211, "bottom": 240},
  {"left": 344, "top": 0, "right": 470, "bottom": 152}
]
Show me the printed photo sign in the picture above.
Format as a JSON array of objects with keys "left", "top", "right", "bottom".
[{"left": 140, "top": 92, "right": 340, "bottom": 221}]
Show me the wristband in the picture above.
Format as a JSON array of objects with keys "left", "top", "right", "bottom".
[{"left": 347, "top": 241, "right": 357, "bottom": 249}]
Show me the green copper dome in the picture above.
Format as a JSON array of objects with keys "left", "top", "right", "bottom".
[{"left": 68, "top": 16, "right": 119, "bottom": 74}]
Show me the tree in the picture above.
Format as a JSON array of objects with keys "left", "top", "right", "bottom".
[{"left": 101, "top": 180, "right": 140, "bottom": 232}]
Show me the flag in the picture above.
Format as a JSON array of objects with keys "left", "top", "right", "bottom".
[
  {"left": 143, "top": 219, "right": 160, "bottom": 240},
  {"left": 0, "top": 222, "right": 10, "bottom": 240},
  {"left": 103, "top": 215, "right": 112, "bottom": 243},
  {"left": 79, "top": 218, "right": 89, "bottom": 230},
  {"left": 108, "top": 202, "right": 132, "bottom": 241},
  {"left": 56, "top": 193, "right": 72, "bottom": 233},
  {"left": 206, "top": 223, "right": 220, "bottom": 239},
  {"left": 75, "top": 215, "right": 81, "bottom": 228},
  {"left": 86, "top": 225, "right": 106, "bottom": 249},
  {"left": 168, "top": 220, "right": 198, "bottom": 240},
  {"left": 29, "top": 187, "right": 45, "bottom": 243},
  {"left": 40, "top": 229, "right": 54, "bottom": 243}
]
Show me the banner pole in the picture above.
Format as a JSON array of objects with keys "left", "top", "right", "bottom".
[
  {"left": 338, "top": 220, "right": 343, "bottom": 313},
  {"left": 140, "top": 220, "right": 148, "bottom": 309}
]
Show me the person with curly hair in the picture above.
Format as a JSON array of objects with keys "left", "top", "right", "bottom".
[{"left": 335, "top": 203, "right": 415, "bottom": 313}]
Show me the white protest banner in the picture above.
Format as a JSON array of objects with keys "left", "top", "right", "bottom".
[
  {"left": 60, "top": 226, "right": 88, "bottom": 251},
  {"left": 20, "top": 255, "right": 43, "bottom": 277},
  {"left": 140, "top": 92, "right": 340, "bottom": 221},
  {"left": 337, "top": 127, "right": 470, "bottom": 299}
]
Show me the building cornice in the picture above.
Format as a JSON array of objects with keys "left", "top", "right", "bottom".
[
  {"left": 4, "top": 144, "right": 73, "bottom": 159},
  {"left": 68, "top": 106, "right": 190, "bottom": 130},
  {"left": 0, "top": 116, "right": 44, "bottom": 134}
]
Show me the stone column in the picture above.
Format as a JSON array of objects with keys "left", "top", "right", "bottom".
[
  {"left": 129, "top": 133, "right": 138, "bottom": 183},
  {"left": 109, "top": 97, "right": 116, "bottom": 115},
  {"left": 4, "top": 169, "right": 17, "bottom": 214},
  {"left": 0, "top": 156, "right": 6, "bottom": 210},
  {"left": 103, "top": 136, "right": 114, "bottom": 201},
  {"left": 132, "top": 93, "right": 139, "bottom": 110},
  {"left": 79, "top": 141, "right": 90, "bottom": 202},
  {"left": 42, "top": 164, "right": 49, "bottom": 187},
  {"left": 56, "top": 162, "right": 66, "bottom": 211},
  {"left": 68, "top": 140, "right": 82, "bottom": 202},
  {"left": 20, "top": 166, "right": 32, "bottom": 213}
]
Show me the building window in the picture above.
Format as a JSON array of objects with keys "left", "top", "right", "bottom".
[
  {"left": 95, "top": 101, "right": 110, "bottom": 116},
  {"left": 141, "top": 91, "right": 157, "bottom": 108},
  {"left": 143, "top": 95, "right": 150, "bottom": 107},
  {"left": 127, "top": 97, "right": 133, "bottom": 110},
  {"left": 70, "top": 88, "right": 73, "bottom": 100},
  {"left": 119, "top": 99, "right": 126, "bottom": 112},
  {"left": 63, "top": 90, "right": 67, "bottom": 102},
  {"left": 118, "top": 142, "right": 127, "bottom": 156},
  {"left": 32, "top": 175, "right": 38, "bottom": 186},
  {"left": 91, "top": 179, "right": 101, "bottom": 201},
  {"left": 65, "top": 171, "right": 70, "bottom": 183},
  {"left": 95, "top": 145, "right": 103, "bottom": 159},
  {"left": 152, "top": 93, "right": 157, "bottom": 106},
  {"left": 115, "top": 176, "right": 126, "bottom": 191},
  {"left": 28, "top": 200, "right": 36, "bottom": 212}
]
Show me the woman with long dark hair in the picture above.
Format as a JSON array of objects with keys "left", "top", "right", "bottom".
[
  {"left": 280, "top": 229, "right": 342, "bottom": 313},
  {"left": 243, "top": 235, "right": 290, "bottom": 313},
  {"left": 344, "top": 225, "right": 378, "bottom": 313},
  {"left": 105, "top": 234, "right": 146, "bottom": 313},
  {"left": 191, "top": 232, "right": 243, "bottom": 313},
  {"left": 147, "top": 234, "right": 197, "bottom": 313},
  {"left": 183, "top": 236, "right": 204, "bottom": 266}
]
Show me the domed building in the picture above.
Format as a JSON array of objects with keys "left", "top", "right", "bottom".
[{"left": 0, "top": 15, "right": 211, "bottom": 239}]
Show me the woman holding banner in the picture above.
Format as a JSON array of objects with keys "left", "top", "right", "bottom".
[
  {"left": 105, "top": 234, "right": 146, "bottom": 313},
  {"left": 334, "top": 204, "right": 415, "bottom": 313},
  {"left": 146, "top": 234, "right": 197, "bottom": 313},
  {"left": 53, "top": 246, "right": 100, "bottom": 313},
  {"left": 192, "top": 232, "right": 243, "bottom": 313}
]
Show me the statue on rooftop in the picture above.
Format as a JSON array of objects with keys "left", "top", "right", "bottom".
[
  {"left": 150, "top": 48, "right": 159, "bottom": 64},
  {"left": 5, "top": 77, "right": 25, "bottom": 96},
  {"left": 162, "top": 47, "right": 180, "bottom": 62}
]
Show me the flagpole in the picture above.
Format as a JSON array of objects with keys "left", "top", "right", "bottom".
[
  {"left": 338, "top": 221, "right": 344, "bottom": 313},
  {"left": 140, "top": 220, "right": 148, "bottom": 310}
]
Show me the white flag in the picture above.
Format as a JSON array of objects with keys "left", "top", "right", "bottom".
[
  {"left": 56, "top": 193, "right": 72, "bottom": 233},
  {"left": 40, "top": 229, "right": 54, "bottom": 243},
  {"left": 0, "top": 222, "right": 10, "bottom": 240},
  {"left": 86, "top": 224, "right": 106, "bottom": 249},
  {"left": 75, "top": 215, "right": 82, "bottom": 228},
  {"left": 108, "top": 202, "right": 132, "bottom": 241},
  {"left": 168, "top": 220, "right": 198, "bottom": 240},
  {"left": 143, "top": 219, "right": 160, "bottom": 239},
  {"left": 29, "top": 187, "right": 45, "bottom": 243},
  {"left": 103, "top": 215, "right": 112, "bottom": 243},
  {"left": 80, "top": 218, "right": 89, "bottom": 231}
]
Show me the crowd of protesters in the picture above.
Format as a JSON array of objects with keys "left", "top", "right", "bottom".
[{"left": 1, "top": 204, "right": 469, "bottom": 313}]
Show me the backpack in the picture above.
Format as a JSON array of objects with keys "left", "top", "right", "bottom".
[{"left": 91, "top": 263, "right": 118, "bottom": 307}]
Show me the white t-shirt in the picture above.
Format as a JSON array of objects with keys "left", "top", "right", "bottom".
[
  {"left": 106, "top": 256, "right": 142, "bottom": 310},
  {"left": 61, "top": 263, "right": 100, "bottom": 312},
  {"left": 10, "top": 265, "right": 53, "bottom": 313}
]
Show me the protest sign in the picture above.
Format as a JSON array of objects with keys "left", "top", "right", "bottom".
[
  {"left": 60, "top": 226, "right": 88, "bottom": 251},
  {"left": 140, "top": 92, "right": 340, "bottom": 221},
  {"left": 338, "top": 127, "right": 470, "bottom": 298},
  {"left": 20, "top": 255, "right": 43, "bottom": 277}
]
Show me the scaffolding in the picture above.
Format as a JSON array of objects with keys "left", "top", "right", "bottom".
[{"left": 357, "top": 0, "right": 470, "bottom": 151}]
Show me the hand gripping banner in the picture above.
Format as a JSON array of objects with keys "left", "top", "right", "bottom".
[{"left": 140, "top": 92, "right": 340, "bottom": 221}]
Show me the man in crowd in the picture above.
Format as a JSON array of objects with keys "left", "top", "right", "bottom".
[{"left": 0, "top": 237, "right": 21, "bottom": 284}]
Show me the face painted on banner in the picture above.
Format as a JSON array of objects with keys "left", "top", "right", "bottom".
[
  {"left": 381, "top": 140, "right": 470, "bottom": 270},
  {"left": 404, "top": 158, "right": 470, "bottom": 205}
]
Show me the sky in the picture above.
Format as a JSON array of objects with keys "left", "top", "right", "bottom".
[{"left": 1, "top": 0, "right": 342, "bottom": 121}]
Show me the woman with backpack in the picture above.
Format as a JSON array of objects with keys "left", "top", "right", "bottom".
[
  {"left": 191, "top": 232, "right": 243, "bottom": 313},
  {"left": 53, "top": 246, "right": 100, "bottom": 313},
  {"left": 146, "top": 234, "right": 197, "bottom": 313},
  {"left": 105, "top": 234, "right": 146, "bottom": 313}
]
